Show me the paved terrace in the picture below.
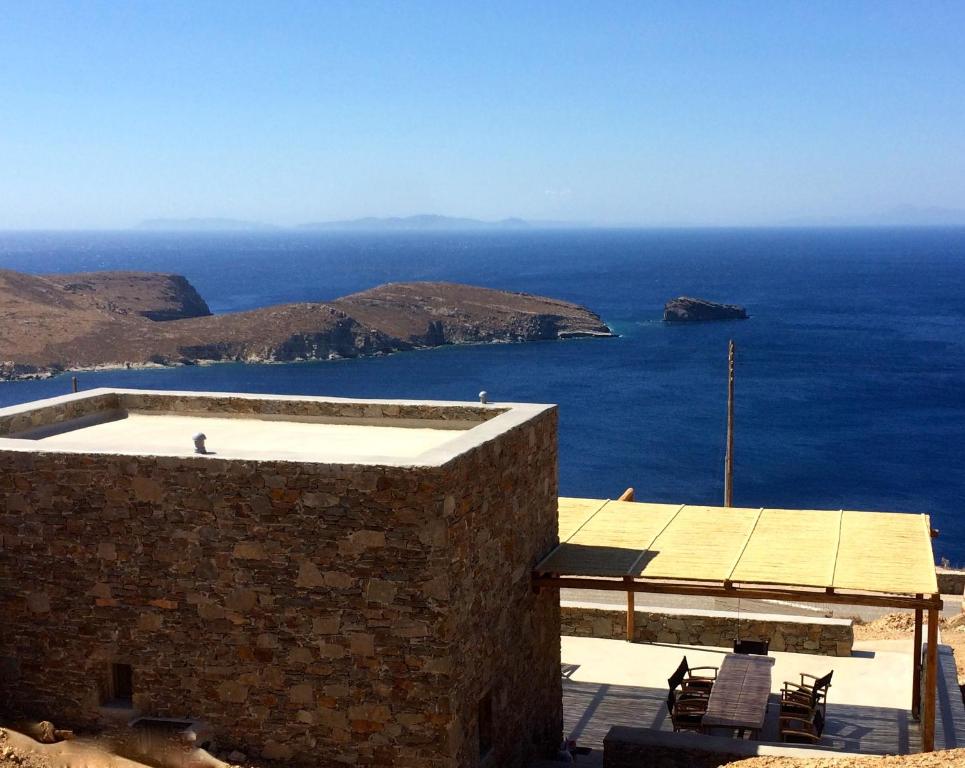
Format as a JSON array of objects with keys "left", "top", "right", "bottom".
[{"left": 555, "top": 635, "right": 965, "bottom": 765}]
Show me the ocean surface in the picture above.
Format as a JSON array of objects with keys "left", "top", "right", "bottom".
[{"left": 1, "top": 228, "right": 964, "bottom": 563}]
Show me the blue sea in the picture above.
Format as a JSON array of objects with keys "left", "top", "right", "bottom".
[{"left": 1, "top": 228, "right": 964, "bottom": 563}]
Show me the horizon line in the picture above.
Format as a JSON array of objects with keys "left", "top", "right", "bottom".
[{"left": 4, "top": 223, "right": 965, "bottom": 234}]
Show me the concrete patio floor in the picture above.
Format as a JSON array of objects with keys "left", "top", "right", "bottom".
[{"left": 558, "top": 634, "right": 965, "bottom": 764}]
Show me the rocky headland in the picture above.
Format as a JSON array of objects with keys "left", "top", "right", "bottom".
[
  {"left": 0, "top": 270, "right": 614, "bottom": 380},
  {"left": 663, "top": 296, "right": 748, "bottom": 322}
]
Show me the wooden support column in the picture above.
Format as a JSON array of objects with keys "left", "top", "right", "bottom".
[
  {"left": 618, "top": 489, "right": 634, "bottom": 641},
  {"left": 912, "top": 605, "right": 923, "bottom": 720},
  {"left": 624, "top": 576, "right": 635, "bottom": 642},
  {"left": 922, "top": 607, "right": 939, "bottom": 752}
]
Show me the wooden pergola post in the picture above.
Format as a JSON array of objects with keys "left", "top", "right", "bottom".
[
  {"left": 922, "top": 607, "right": 939, "bottom": 752},
  {"left": 618, "top": 487, "right": 635, "bottom": 642},
  {"left": 912, "top": 605, "right": 923, "bottom": 720},
  {"left": 625, "top": 578, "right": 635, "bottom": 642}
]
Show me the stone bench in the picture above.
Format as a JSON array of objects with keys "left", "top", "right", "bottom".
[
  {"left": 561, "top": 601, "right": 854, "bottom": 656},
  {"left": 603, "top": 725, "right": 849, "bottom": 768}
]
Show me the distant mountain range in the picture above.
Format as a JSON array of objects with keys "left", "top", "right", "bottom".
[
  {"left": 135, "top": 208, "right": 965, "bottom": 232},
  {"left": 134, "top": 215, "right": 590, "bottom": 232}
]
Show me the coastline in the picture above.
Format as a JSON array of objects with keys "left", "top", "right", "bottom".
[
  {"left": 0, "top": 275, "right": 616, "bottom": 382},
  {"left": 0, "top": 331, "right": 617, "bottom": 383}
]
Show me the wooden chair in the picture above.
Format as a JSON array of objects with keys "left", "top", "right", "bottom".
[
  {"left": 668, "top": 656, "right": 717, "bottom": 697},
  {"left": 666, "top": 688, "right": 706, "bottom": 732},
  {"left": 780, "top": 708, "right": 825, "bottom": 744},
  {"left": 781, "top": 671, "right": 832, "bottom": 718},
  {"left": 733, "top": 638, "right": 770, "bottom": 655}
]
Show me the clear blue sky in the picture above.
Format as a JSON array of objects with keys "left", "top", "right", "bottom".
[{"left": 1, "top": 1, "right": 963, "bottom": 228}]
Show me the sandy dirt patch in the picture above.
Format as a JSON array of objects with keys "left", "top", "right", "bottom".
[
  {"left": 726, "top": 748, "right": 965, "bottom": 768},
  {"left": 0, "top": 727, "right": 246, "bottom": 768}
]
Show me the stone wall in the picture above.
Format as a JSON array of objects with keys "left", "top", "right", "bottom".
[
  {"left": 0, "top": 400, "right": 561, "bottom": 767},
  {"left": 0, "top": 389, "right": 503, "bottom": 437},
  {"left": 119, "top": 390, "right": 503, "bottom": 425},
  {"left": 0, "top": 390, "right": 121, "bottom": 436},
  {"left": 936, "top": 568, "right": 965, "bottom": 596},
  {"left": 561, "top": 603, "right": 853, "bottom": 656},
  {"left": 444, "top": 407, "right": 562, "bottom": 768}
]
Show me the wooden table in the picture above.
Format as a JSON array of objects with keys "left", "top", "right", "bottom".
[{"left": 702, "top": 653, "right": 775, "bottom": 738}]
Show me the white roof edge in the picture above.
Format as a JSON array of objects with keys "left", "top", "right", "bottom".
[
  {"left": 0, "top": 387, "right": 553, "bottom": 413},
  {"left": 0, "top": 388, "right": 556, "bottom": 468}
]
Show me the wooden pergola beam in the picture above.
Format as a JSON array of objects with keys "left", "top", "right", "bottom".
[{"left": 534, "top": 574, "right": 943, "bottom": 611}]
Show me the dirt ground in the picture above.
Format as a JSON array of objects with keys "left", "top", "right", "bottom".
[
  {"left": 727, "top": 749, "right": 965, "bottom": 768},
  {"left": 0, "top": 726, "right": 245, "bottom": 768}
]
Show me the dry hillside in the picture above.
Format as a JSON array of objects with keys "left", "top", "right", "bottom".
[{"left": 0, "top": 271, "right": 613, "bottom": 379}]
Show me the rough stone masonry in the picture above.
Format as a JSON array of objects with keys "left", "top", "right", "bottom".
[{"left": 0, "top": 390, "right": 563, "bottom": 767}]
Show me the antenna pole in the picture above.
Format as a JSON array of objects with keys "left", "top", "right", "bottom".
[{"left": 724, "top": 339, "right": 735, "bottom": 507}]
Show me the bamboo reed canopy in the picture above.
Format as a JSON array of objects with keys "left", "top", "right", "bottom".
[
  {"left": 536, "top": 496, "right": 944, "bottom": 752},
  {"left": 535, "top": 497, "right": 940, "bottom": 607}
]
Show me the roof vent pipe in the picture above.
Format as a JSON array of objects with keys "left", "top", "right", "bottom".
[
  {"left": 193, "top": 433, "right": 208, "bottom": 454},
  {"left": 479, "top": 391, "right": 489, "bottom": 405}
]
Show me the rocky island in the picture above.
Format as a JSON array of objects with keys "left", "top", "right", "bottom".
[
  {"left": 663, "top": 296, "right": 748, "bottom": 322},
  {"left": 0, "top": 269, "right": 614, "bottom": 380}
]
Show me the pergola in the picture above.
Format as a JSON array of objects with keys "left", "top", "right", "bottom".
[{"left": 533, "top": 495, "right": 944, "bottom": 752}]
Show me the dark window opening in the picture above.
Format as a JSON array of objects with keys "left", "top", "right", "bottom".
[
  {"left": 109, "top": 663, "right": 134, "bottom": 706},
  {"left": 478, "top": 690, "right": 493, "bottom": 759}
]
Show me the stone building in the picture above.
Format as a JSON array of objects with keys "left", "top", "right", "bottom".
[{"left": 0, "top": 388, "right": 562, "bottom": 767}]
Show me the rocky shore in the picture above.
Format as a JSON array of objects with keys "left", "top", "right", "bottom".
[{"left": 0, "top": 270, "right": 614, "bottom": 380}]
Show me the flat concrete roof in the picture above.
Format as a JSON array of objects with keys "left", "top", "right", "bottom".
[
  {"left": 24, "top": 412, "right": 463, "bottom": 463},
  {"left": 0, "top": 388, "right": 555, "bottom": 466}
]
